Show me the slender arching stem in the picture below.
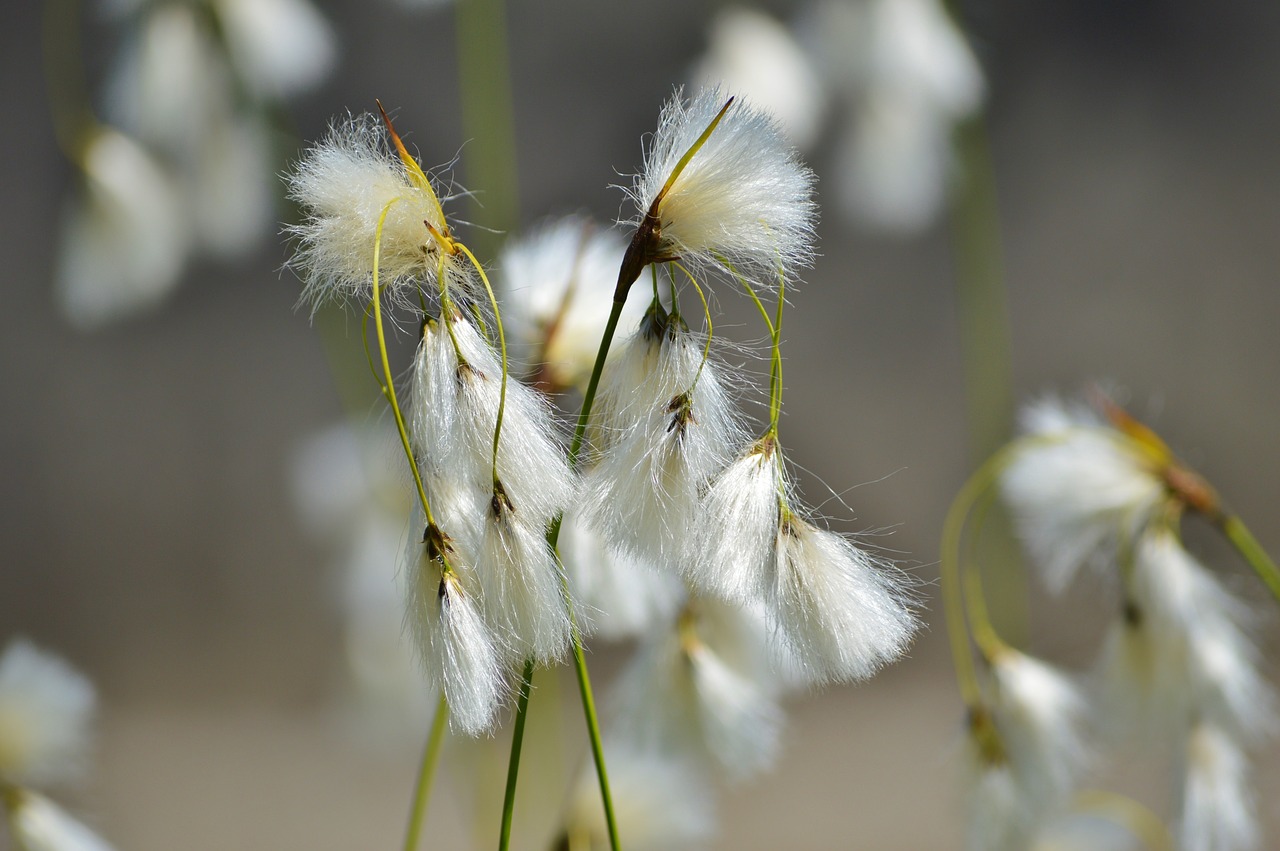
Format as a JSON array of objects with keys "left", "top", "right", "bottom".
[
  {"left": 497, "top": 659, "right": 535, "bottom": 851},
  {"left": 403, "top": 695, "right": 450, "bottom": 851},
  {"left": 455, "top": 242, "right": 510, "bottom": 486},
  {"left": 1219, "top": 515, "right": 1280, "bottom": 603},
  {"left": 670, "top": 261, "right": 714, "bottom": 390}
]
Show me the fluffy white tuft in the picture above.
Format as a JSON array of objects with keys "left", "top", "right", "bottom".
[
  {"left": 1000, "top": 396, "right": 1165, "bottom": 593},
  {"left": 402, "top": 531, "right": 505, "bottom": 736},
  {"left": 768, "top": 516, "right": 916, "bottom": 685},
  {"left": 627, "top": 87, "right": 816, "bottom": 288},
  {"left": 474, "top": 500, "right": 572, "bottom": 665},
  {"left": 1179, "top": 723, "right": 1258, "bottom": 851},
  {"left": 214, "top": 0, "right": 336, "bottom": 99},
  {"left": 583, "top": 318, "right": 743, "bottom": 565},
  {"left": 287, "top": 113, "right": 471, "bottom": 310},
  {"left": 4, "top": 789, "right": 115, "bottom": 851},
  {"left": 0, "top": 640, "right": 96, "bottom": 788},
  {"left": 962, "top": 758, "right": 1029, "bottom": 851},
  {"left": 687, "top": 439, "right": 787, "bottom": 602},
  {"left": 56, "top": 129, "right": 187, "bottom": 328}
]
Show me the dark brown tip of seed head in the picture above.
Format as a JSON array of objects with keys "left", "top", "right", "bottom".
[{"left": 1123, "top": 599, "right": 1143, "bottom": 628}]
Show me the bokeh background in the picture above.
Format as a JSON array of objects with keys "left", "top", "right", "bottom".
[{"left": 3, "top": 0, "right": 1279, "bottom": 848}]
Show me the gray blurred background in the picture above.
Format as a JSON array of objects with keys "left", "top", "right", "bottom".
[{"left": 3, "top": 0, "right": 1278, "bottom": 848}]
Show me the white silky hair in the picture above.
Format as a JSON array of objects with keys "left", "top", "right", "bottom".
[
  {"left": 496, "top": 216, "right": 657, "bottom": 391},
  {"left": 1000, "top": 396, "right": 1165, "bottom": 593},
  {"left": 213, "top": 0, "right": 336, "bottom": 101},
  {"left": 5, "top": 789, "right": 116, "bottom": 851},
  {"left": 627, "top": 86, "right": 817, "bottom": 289},
  {"left": 558, "top": 509, "right": 684, "bottom": 641},
  {"left": 474, "top": 501, "right": 572, "bottom": 666},
  {"left": 583, "top": 320, "right": 744, "bottom": 565},
  {"left": 563, "top": 744, "right": 716, "bottom": 851},
  {"left": 402, "top": 529, "right": 505, "bottom": 736},
  {"left": 989, "top": 651, "right": 1089, "bottom": 829},
  {"left": 609, "top": 597, "right": 784, "bottom": 781},
  {"left": 0, "top": 640, "right": 96, "bottom": 788},
  {"left": 286, "top": 113, "right": 475, "bottom": 310},
  {"left": 687, "top": 440, "right": 787, "bottom": 603},
  {"left": 768, "top": 516, "right": 916, "bottom": 686},
  {"left": 963, "top": 759, "right": 1031, "bottom": 851},
  {"left": 1179, "top": 723, "right": 1259, "bottom": 851},
  {"left": 56, "top": 129, "right": 187, "bottom": 329}
]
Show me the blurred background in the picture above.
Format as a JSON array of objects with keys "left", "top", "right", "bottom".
[{"left": 3, "top": 0, "right": 1279, "bottom": 848}]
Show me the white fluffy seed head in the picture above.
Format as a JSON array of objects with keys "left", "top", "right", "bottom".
[
  {"left": 988, "top": 651, "right": 1088, "bottom": 820},
  {"left": 402, "top": 528, "right": 505, "bottom": 736},
  {"left": 610, "top": 597, "right": 784, "bottom": 781},
  {"left": 559, "top": 509, "right": 684, "bottom": 641},
  {"left": 0, "top": 640, "right": 96, "bottom": 788},
  {"left": 213, "top": 0, "right": 336, "bottom": 100},
  {"left": 410, "top": 315, "right": 575, "bottom": 528},
  {"left": 583, "top": 318, "right": 744, "bottom": 565},
  {"left": 561, "top": 745, "right": 715, "bottom": 851},
  {"left": 497, "top": 217, "right": 658, "bottom": 391},
  {"left": 687, "top": 438, "right": 787, "bottom": 602},
  {"left": 287, "top": 113, "right": 473, "bottom": 311},
  {"left": 3, "top": 789, "right": 116, "bottom": 851},
  {"left": 1000, "top": 396, "right": 1165, "bottom": 593},
  {"left": 625, "top": 86, "right": 816, "bottom": 289},
  {"left": 962, "top": 758, "right": 1030, "bottom": 851},
  {"left": 56, "top": 128, "right": 188, "bottom": 328},
  {"left": 768, "top": 516, "right": 917, "bottom": 686},
  {"left": 474, "top": 499, "right": 572, "bottom": 665},
  {"left": 1179, "top": 723, "right": 1258, "bottom": 851}
]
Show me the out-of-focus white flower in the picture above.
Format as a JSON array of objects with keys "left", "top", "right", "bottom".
[
  {"left": 610, "top": 598, "right": 783, "bottom": 780},
  {"left": 56, "top": 128, "right": 187, "bottom": 328},
  {"left": 962, "top": 758, "right": 1027, "bottom": 851},
  {"left": 497, "top": 217, "right": 656, "bottom": 392},
  {"left": 402, "top": 523, "right": 505, "bottom": 736},
  {"left": 559, "top": 510, "right": 684, "bottom": 641},
  {"left": 801, "top": 0, "right": 983, "bottom": 232},
  {"left": 768, "top": 514, "right": 916, "bottom": 685},
  {"left": 560, "top": 745, "right": 716, "bottom": 851},
  {"left": 213, "top": 0, "right": 336, "bottom": 100},
  {"left": 189, "top": 112, "right": 276, "bottom": 259},
  {"left": 691, "top": 8, "right": 825, "bottom": 150},
  {"left": 621, "top": 87, "right": 816, "bottom": 292},
  {"left": 288, "top": 112, "right": 473, "bottom": 310},
  {"left": 1032, "top": 812, "right": 1143, "bottom": 851},
  {"left": 583, "top": 315, "right": 743, "bottom": 566},
  {"left": 2, "top": 788, "right": 115, "bottom": 851},
  {"left": 1179, "top": 723, "right": 1258, "bottom": 851},
  {"left": 0, "top": 641, "right": 96, "bottom": 788},
  {"left": 1000, "top": 396, "right": 1167, "bottom": 592}
]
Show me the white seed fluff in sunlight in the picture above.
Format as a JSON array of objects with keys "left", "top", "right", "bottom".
[
  {"left": 287, "top": 113, "right": 469, "bottom": 309},
  {"left": 610, "top": 599, "right": 784, "bottom": 780},
  {"left": 562, "top": 746, "right": 715, "bottom": 851},
  {"left": 214, "top": 0, "right": 336, "bottom": 99},
  {"left": 56, "top": 128, "right": 187, "bottom": 328},
  {"left": 403, "top": 532, "right": 505, "bottom": 736},
  {"left": 410, "top": 314, "right": 575, "bottom": 527},
  {"left": 768, "top": 516, "right": 916, "bottom": 685},
  {"left": 559, "top": 510, "right": 684, "bottom": 641},
  {"left": 475, "top": 499, "right": 572, "bottom": 665},
  {"left": 691, "top": 8, "right": 825, "bottom": 150},
  {"left": 989, "top": 650, "right": 1088, "bottom": 818},
  {"left": 1179, "top": 723, "right": 1258, "bottom": 851},
  {"left": 688, "top": 438, "right": 787, "bottom": 602},
  {"left": 583, "top": 319, "right": 743, "bottom": 565},
  {"left": 626, "top": 87, "right": 816, "bottom": 286},
  {"left": 3, "top": 789, "right": 115, "bottom": 851},
  {"left": 498, "top": 217, "right": 655, "bottom": 391},
  {"left": 0, "top": 640, "right": 96, "bottom": 788},
  {"left": 999, "top": 397, "right": 1165, "bottom": 593}
]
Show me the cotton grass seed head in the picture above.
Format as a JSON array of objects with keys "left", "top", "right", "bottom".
[
  {"left": 287, "top": 108, "right": 473, "bottom": 311},
  {"left": 618, "top": 86, "right": 816, "bottom": 295},
  {"left": 2, "top": 788, "right": 116, "bottom": 851},
  {"left": 0, "top": 640, "right": 96, "bottom": 788}
]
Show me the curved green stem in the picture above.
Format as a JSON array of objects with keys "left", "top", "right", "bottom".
[
  {"left": 456, "top": 242, "right": 510, "bottom": 486},
  {"left": 403, "top": 695, "right": 450, "bottom": 851},
  {"left": 1219, "top": 515, "right": 1280, "bottom": 603},
  {"left": 497, "top": 659, "right": 535, "bottom": 851},
  {"left": 1072, "top": 789, "right": 1175, "bottom": 851}
]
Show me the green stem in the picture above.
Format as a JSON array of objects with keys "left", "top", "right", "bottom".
[
  {"left": 403, "top": 695, "right": 450, "bottom": 851},
  {"left": 1220, "top": 515, "right": 1280, "bottom": 603},
  {"left": 497, "top": 659, "right": 535, "bottom": 851}
]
